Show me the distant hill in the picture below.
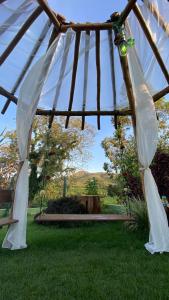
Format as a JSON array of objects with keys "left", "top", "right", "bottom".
[{"left": 68, "top": 170, "right": 112, "bottom": 196}]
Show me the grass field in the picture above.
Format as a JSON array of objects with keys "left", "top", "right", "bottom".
[{"left": 1, "top": 215, "right": 169, "bottom": 300}]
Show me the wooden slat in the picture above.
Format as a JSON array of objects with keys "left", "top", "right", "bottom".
[
  {"left": 82, "top": 31, "right": 90, "bottom": 130},
  {"left": 95, "top": 30, "right": 101, "bottom": 130},
  {"left": 0, "top": 218, "right": 18, "bottom": 227},
  {"left": 37, "top": 0, "right": 60, "bottom": 31},
  {"left": 0, "top": 6, "right": 43, "bottom": 66},
  {"left": 65, "top": 31, "right": 81, "bottom": 128},
  {"left": 1, "top": 20, "right": 51, "bottom": 115},
  {"left": 35, "top": 213, "right": 132, "bottom": 222},
  {"left": 108, "top": 29, "right": 118, "bottom": 129},
  {"left": 133, "top": 4, "right": 169, "bottom": 84}
]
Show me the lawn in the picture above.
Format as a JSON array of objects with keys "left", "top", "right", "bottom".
[{"left": 0, "top": 215, "right": 169, "bottom": 300}]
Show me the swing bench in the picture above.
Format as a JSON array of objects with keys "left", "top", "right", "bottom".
[
  {"left": 0, "top": 190, "right": 18, "bottom": 228},
  {"left": 35, "top": 213, "right": 132, "bottom": 223}
]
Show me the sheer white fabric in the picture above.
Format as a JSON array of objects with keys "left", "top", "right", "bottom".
[
  {"left": 2, "top": 34, "right": 62, "bottom": 250},
  {"left": 128, "top": 46, "right": 169, "bottom": 254}
]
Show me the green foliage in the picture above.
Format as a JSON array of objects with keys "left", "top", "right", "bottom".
[
  {"left": 45, "top": 197, "right": 87, "bottom": 214},
  {"left": 85, "top": 177, "right": 99, "bottom": 195},
  {"left": 126, "top": 198, "right": 149, "bottom": 232},
  {"left": 102, "top": 99, "right": 169, "bottom": 199}
]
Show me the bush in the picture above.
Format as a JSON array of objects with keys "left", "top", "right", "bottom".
[
  {"left": 126, "top": 198, "right": 149, "bottom": 232},
  {"left": 35, "top": 197, "right": 89, "bottom": 227},
  {"left": 45, "top": 197, "right": 87, "bottom": 214}
]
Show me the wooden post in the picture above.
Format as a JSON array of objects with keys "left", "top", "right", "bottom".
[
  {"left": 65, "top": 31, "right": 81, "bottom": 128},
  {"left": 95, "top": 30, "right": 101, "bottom": 130},
  {"left": 82, "top": 31, "right": 90, "bottom": 130}
]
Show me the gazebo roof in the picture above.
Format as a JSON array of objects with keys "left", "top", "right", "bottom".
[{"left": 0, "top": 0, "right": 169, "bottom": 129}]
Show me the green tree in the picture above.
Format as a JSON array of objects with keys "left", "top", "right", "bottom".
[
  {"left": 102, "top": 98, "right": 169, "bottom": 200},
  {"left": 85, "top": 177, "right": 99, "bottom": 195}
]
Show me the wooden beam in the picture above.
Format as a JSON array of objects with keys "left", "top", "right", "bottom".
[
  {"left": 132, "top": 4, "right": 169, "bottom": 84},
  {"left": 108, "top": 29, "right": 117, "bottom": 129},
  {"left": 65, "top": 31, "right": 81, "bottom": 128},
  {"left": 1, "top": 20, "right": 51, "bottom": 115},
  {"left": 119, "top": 54, "right": 136, "bottom": 129},
  {"left": 0, "top": 86, "right": 17, "bottom": 104},
  {"left": 95, "top": 30, "right": 101, "bottom": 130},
  {"left": 0, "top": 6, "right": 43, "bottom": 66},
  {"left": 82, "top": 31, "right": 90, "bottom": 130},
  {"left": 120, "top": 0, "right": 137, "bottom": 24},
  {"left": 61, "top": 22, "right": 116, "bottom": 32},
  {"left": 153, "top": 86, "right": 169, "bottom": 102},
  {"left": 36, "top": 109, "right": 132, "bottom": 116},
  {"left": 37, "top": 0, "right": 60, "bottom": 31},
  {"left": 143, "top": 0, "right": 169, "bottom": 37}
]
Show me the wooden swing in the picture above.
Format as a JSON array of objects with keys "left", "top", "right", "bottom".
[{"left": 0, "top": 190, "right": 18, "bottom": 228}]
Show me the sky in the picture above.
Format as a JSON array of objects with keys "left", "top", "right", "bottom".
[{"left": 0, "top": 0, "right": 130, "bottom": 173}]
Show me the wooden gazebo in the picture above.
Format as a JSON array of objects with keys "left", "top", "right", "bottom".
[{"left": 0, "top": 0, "right": 169, "bottom": 253}]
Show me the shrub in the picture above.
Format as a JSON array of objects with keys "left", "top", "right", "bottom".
[
  {"left": 126, "top": 198, "right": 149, "bottom": 232},
  {"left": 45, "top": 197, "right": 87, "bottom": 214}
]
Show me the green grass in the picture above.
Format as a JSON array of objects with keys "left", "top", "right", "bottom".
[{"left": 1, "top": 216, "right": 169, "bottom": 300}]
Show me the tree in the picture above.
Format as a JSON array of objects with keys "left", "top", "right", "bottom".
[
  {"left": 102, "top": 98, "right": 169, "bottom": 200},
  {"left": 0, "top": 117, "right": 95, "bottom": 203},
  {"left": 0, "top": 130, "right": 18, "bottom": 189},
  {"left": 85, "top": 177, "right": 99, "bottom": 195}
]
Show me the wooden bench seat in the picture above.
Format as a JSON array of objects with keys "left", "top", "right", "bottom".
[
  {"left": 35, "top": 213, "right": 132, "bottom": 223},
  {"left": 0, "top": 217, "right": 18, "bottom": 228}
]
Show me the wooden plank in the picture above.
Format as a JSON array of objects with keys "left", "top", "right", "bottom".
[
  {"left": 95, "top": 30, "right": 101, "bottom": 130},
  {"left": 0, "top": 218, "right": 18, "bottom": 227},
  {"left": 133, "top": 4, "right": 169, "bottom": 84},
  {"left": 35, "top": 213, "right": 132, "bottom": 222},
  {"left": 1, "top": 20, "right": 51, "bottom": 115},
  {"left": 37, "top": 0, "right": 60, "bottom": 31},
  {"left": 65, "top": 31, "right": 81, "bottom": 128},
  {"left": 0, "top": 6, "right": 43, "bottom": 66}
]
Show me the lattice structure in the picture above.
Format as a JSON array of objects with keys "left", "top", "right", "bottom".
[{"left": 0, "top": 0, "right": 168, "bottom": 130}]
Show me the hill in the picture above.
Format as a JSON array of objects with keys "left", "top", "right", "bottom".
[{"left": 68, "top": 170, "right": 112, "bottom": 196}]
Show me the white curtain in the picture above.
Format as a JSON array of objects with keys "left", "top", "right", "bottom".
[
  {"left": 2, "top": 34, "right": 62, "bottom": 250},
  {"left": 128, "top": 47, "right": 169, "bottom": 254}
]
